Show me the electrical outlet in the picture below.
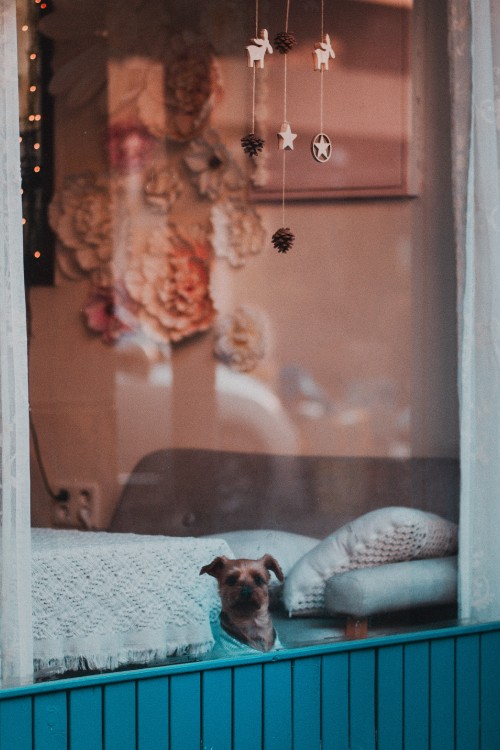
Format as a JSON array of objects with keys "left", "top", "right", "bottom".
[{"left": 52, "top": 482, "right": 99, "bottom": 530}]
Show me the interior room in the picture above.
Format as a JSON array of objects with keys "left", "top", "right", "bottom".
[{"left": 18, "top": 0, "right": 462, "bottom": 664}]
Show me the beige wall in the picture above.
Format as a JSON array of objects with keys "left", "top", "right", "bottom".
[{"left": 29, "top": 0, "right": 457, "bottom": 529}]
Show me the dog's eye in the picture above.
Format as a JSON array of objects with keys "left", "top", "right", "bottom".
[
  {"left": 253, "top": 574, "right": 265, "bottom": 586},
  {"left": 225, "top": 575, "right": 238, "bottom": 586}
]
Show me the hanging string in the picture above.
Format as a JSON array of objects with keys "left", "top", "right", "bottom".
[
  {"left": 241, "top": 0, "right": 266, "bottom": 157},
  {"left": 282, "top": 0, "right": 291, "bottom": 224},
  {"left": 320, "top": 0, "right": 324, "bottom": 134},
  {"left": 311, "top": 0, "right": 333, "bottom": 164},
  {"left": 272, "top": 0, "right": 295, "bottom": 253},
  {"left": 252, "top": 0, "right": 258, "bottom": 132}
]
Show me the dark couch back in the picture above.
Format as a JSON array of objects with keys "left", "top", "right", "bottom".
[{"left": 109, "top": 449, "right": 459, "bottom": 538}]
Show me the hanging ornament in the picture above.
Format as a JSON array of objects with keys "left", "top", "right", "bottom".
[
  {"left": 274, "top": 31, "right": 297, "bottom": 55},
  {"left": 277, "top": 122, "right": 297, "bottom": 150},
  {"left": 242, "top": 2, "right": 271, "bottom": 158},
  {"left": 311, "top": 1, "right": 335, "bottom": 163},
  {"left": 271, "top": 227, "right": 295, "bottom": 254},
  {"left": 273, "top": 0, "right": 295, "bottom": 254}
]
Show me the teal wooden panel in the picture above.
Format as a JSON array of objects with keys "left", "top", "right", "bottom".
[
  {"left": 137, "top": 677, "right": 169, "bottom": 750},
  {"left": 292, "top": 657, "right": 321, "bottom": 750},
  {"left": 33, "top": 692, "right": 67, "bottom": 750},
  {"left": 263, "top": 660, "right": 292, "bottom": 750},
  {"left": 349, "top": 649, "right": 376, "bottom": 750},
  {"left": 233, "top": 664, "right": 262, "bottom": 750},
  {"left": 321, "top": 652, "right": 349, "bottom": 750},
  {"left": 103, "top": 682, "right": 136, "bottom": 750},
  {"left": 377, "top": 645, "right": 403, "bottom": 750},
  {"left": 456, "top": 635, "right": 480, "bottom": 750},
  {"left": 480, "top": 630, "right": 500, "bottom": 750},
  {"left": 68, "top": 687, "right": 102, "bottom": 750},
  {"left": 0, "top": 696, "right": 32, "bottom": 750},
  {"left": 404, "top": 641, "right": 430, "bottom": 750},
  {"left": 430, "top": 638, "right": 455, "bottom": 750},
  {"left": 201, "top": 668, "right": 232, "bottom": 750},
  {"left": 169, "top": 672, "right": 201, "bottom": 750}
]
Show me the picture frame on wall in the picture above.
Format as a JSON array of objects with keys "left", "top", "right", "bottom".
[{"left": 251, "top": 0, "right": 414, "bottom": 201}]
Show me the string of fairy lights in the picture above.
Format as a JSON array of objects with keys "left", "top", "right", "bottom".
[{"left": 18, "top": 0, "right": 53, "bottom": 285}]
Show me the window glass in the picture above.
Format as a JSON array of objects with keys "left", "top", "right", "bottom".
[{"left": 19, "top": 0, "right": 459, "bottom": 683}]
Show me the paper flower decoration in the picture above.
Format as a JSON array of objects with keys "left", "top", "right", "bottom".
[
  {"left": 211, "top": 199, "right": 265, "bottom": 268},
  {"left": 184, "top": 129, "right": 244, "bottom": 200},
  {"left": 164, "top": 31, "right": 220, "bottom": 142},
  {"left": 106, "top": 123, "right": 155, "bottom": 172},
  {"left": 214, "top": 306, "right": 267, "bottom": 373},
  {"left": 123, "top": 228, "right": 215, "bottom": 343},
  {"left": 82, "top": 284, "right": 139, "bottom": 345},
  {"left": 49, "top": 173, "right": 113, "bottom": 280},
  {"left": 143, "top": 164, "right": 182, "bottom": 212}
]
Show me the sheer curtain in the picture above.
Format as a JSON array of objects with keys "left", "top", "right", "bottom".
[
  {"left": 0, "top": 0, "right": 33, "bottom": 686},
  {"left": 449, "top": 0, "right": 500, "bottom": 621}
]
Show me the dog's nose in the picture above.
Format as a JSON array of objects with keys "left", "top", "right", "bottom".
[{"left": 240, "top": 584, "right": 253, "bottom": 598}]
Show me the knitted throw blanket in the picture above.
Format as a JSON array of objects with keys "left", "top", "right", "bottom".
[{"left": 30, "top": 528, "right": 231, "bottom": 676}]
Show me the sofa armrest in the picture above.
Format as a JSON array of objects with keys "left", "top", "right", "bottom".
[{"left": 324, "top": 556, "right": 458, "bottom": 618}]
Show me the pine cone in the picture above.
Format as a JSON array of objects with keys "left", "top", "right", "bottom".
[
  {"left": 272, "top": 227, "right": 295, "bottom": 253},
  {"left": 241, "top": 133, "right": 265, "bottom": 157},
  {"left": 274, "top": 31, "right": 297, "bottom": 54}
]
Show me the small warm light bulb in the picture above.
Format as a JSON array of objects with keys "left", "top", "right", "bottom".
[
  {"left": 34, "top": 143, "right": 40, "bottom": 150},
  {"left": 29, "top": 53, "right": 37, "bottom": 60},
  {"left": 34, "top": 166, "right": 41, "bottom": 173},
  {"left": 22, "top": 218, "right": 27, "bottom": 225},
  {"left": 19, "top": 136, "right": 23, "bottom": 143},
  {"left": 22, "top": 24, "right": 28, "bottom": 31},
  {"left": 34, "top": 114, "right": 41, "bottom": 121},
  {"left": 41, "top": 2, "right": 47, "bottom": 7},
  {"left": 34, "top": 251, "right": 41, "bottom": 259},
  {"left": 28, "top": 114, "right": 35, "bottom": 121},
  {"left": 30, "top": 85, "right": 37, "bottom": 92}
]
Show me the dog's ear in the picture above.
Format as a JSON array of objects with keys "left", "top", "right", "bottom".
[
  {"left": 200, "top": 556, "right": 228, "bottom": 578},
  {"left": 261, "top": 554, "right": 284, "bottom": 582}
]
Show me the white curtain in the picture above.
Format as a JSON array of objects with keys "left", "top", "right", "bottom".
[
  {"left": 449, "top": 0, "right": 500, "bottom": 621},
  {"left": 0, "top": 0, "right": 33, "bottom": 685}
]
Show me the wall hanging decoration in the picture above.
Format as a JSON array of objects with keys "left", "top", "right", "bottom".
[
  {"left": 250, "top": 0, "right": 412, "bottom": 200},
  {"left": 44, "top": 2, "right": 267, "bottom": 348},
  {"left": 211, "top": 199, "right": 266, "bottom": 269},
  {"left": 311, "top": 0, "right": 335, "bottom": 163},
  {"left": 271, "top": 0, "right": 296, "bottom": 254},
  {"left": 214, "top": 306, "right": 267, "bottom": 373},
  {"left": 241, "top": 0, "right": 271, "bottom": 159}
]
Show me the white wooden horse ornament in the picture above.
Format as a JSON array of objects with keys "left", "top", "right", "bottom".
[
  {"left": 246, "top": 29, "right": 273, "bottom": 69},
  {"left": 313, "top": 34, "right": 335, "bottom": 71}
]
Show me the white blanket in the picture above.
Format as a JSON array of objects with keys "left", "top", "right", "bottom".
[{"left": 30, "top": 528, "right": 230, "bottom": 675}]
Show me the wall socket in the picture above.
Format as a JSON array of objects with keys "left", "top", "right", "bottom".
[{"left": 52, "top": 482, "right": 99, "bottom": 530}]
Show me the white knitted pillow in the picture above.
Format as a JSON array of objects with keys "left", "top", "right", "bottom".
[{"left": 282, "top": 507, "right": 458, "bottom": 616}]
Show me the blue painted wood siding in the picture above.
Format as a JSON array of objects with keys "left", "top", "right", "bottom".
[{"left": 0, "top": 623, "right": 499, "bottom": 750}]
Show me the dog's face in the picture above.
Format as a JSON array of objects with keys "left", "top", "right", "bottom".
[{"left": 200, "top": 555, "right": 284, "bottom": 616}]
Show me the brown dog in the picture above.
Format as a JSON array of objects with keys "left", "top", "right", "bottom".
[{"left": 200, "top": 554, "right": 284, "bottom": 652}]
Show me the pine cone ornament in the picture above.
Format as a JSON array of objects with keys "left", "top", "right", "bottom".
[
  {"left": 272, "top": 227, "right": 295, "bottom": 253},
  {"left": 274, "top": 31, "right": 297, "bottom": 54},
  {"left": 241, "top": 133, "right": 265, "bottom": 157}
]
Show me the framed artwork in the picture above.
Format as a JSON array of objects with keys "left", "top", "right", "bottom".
[{"left": 251, "top": 0, "right": 413, "bottom": 201}]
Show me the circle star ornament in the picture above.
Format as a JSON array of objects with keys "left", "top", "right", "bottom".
[{"left": 311, "top": 132, "right": 332, "bottom": 163}]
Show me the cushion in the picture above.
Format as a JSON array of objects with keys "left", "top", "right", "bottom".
[
  {"left": 203, "top": 529, "right": 319, "bottom": 605},
  {"left": 324, "top": 556, "right": 458, "bottom": 617},
  {"left": 282, "top": 507, "right": 458, "bottom": 615}
]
